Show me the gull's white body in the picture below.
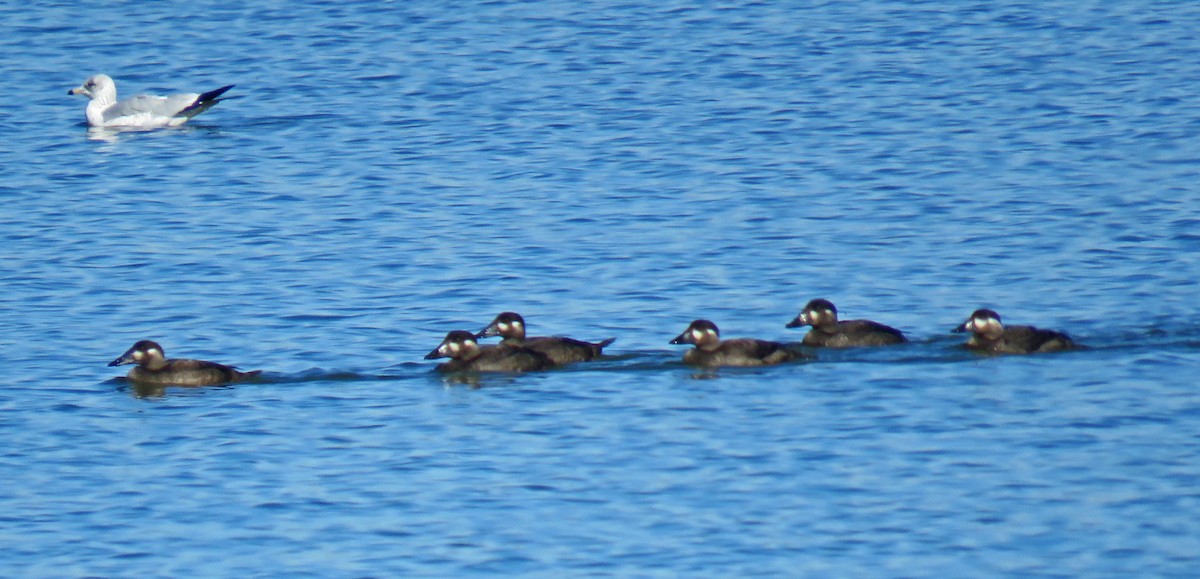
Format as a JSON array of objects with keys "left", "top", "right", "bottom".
[{"left": 68, "top": 74, "right": 234, "bottom": 128}]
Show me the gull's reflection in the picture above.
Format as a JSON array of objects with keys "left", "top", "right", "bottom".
[{"left": 82, "top": 123, "right": 223, "bottom": 144}]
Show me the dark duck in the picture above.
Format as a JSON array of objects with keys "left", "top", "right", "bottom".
[
  {"left": 953, "top": 309, "right": 1077, "bottom": 354},
  {"left": 108, "top": 340, "right": 261, "bottom": 386},
  {"left": 425, "top": 330, "right": 553, "bottom": 373},
  {"left": 475, "top": 312, "right": 615, "bottom": 365},
  {"left": 786, "top": 298, "right": 906, "bottom": 347},
  {"left": 670, "top": 319, "right": 806, "bottom": 368}
]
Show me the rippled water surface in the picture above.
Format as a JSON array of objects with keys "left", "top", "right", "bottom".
[{"left": 3, "top": 1, "right": 1200, "bottom": 575}]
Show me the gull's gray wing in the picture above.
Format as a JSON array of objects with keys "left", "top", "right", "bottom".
[{"left": 103, "top": 93, "right": 202, "bottom": 124}]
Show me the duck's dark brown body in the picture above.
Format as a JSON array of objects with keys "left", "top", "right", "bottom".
[
  {"left": 671, "top": 320, "right": 806, "bottom": 368},
  {"left": 109, "top": 340, "right": 260, "bottom": 386},
  {"left": 125, "top": 359, "right": 260, "bottom": 386},
  {"left": 427, "top": 330, "right": 553, "bottom": 373},
  {"left": 681, "top": 338, "right": 802, "bottom": 367},
  {"left": 954, "top": 309, "right": 1077, "bottom": 354},
  {"left": 477, "top": 312, "right": 614, "bottom": 364}
]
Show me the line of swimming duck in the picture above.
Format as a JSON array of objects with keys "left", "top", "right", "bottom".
[{"left": 107, "top": 301, "right": 1080, "bottom": 386}]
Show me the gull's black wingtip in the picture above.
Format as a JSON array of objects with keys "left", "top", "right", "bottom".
[
  {"left": 197, "top": 84, "right": 235, "bottom": 103},
  {"left": 179, "top": 84, "right": 237, "bottom": 118}
]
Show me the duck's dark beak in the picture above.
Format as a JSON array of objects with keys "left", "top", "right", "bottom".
[
  {"left": 785, "top": 313, "right": 809, "bottom": 329},
  {"left": 108, "top": 349, "right": 135, "bottom": 367},
  {"left": 669, "top": 330, "right": 691, "bottom": 345},
  {"left": 475, "top": 322, "right": 501, "bottom": 339},
  {"left": 951, "top": 321, "right": 968, "bottom": 333}
]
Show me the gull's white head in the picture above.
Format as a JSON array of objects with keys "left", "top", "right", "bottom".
[{"left": 68, "top": 74, "right": 116, "bottom": 103}]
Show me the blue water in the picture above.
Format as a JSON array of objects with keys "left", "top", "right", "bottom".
[{"left": 3, "top": 0, "right": 1200, "bottom": 575}]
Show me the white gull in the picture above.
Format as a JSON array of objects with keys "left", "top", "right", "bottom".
[{"left": 68, "top": 74, "right": 235, "bottom": 128}]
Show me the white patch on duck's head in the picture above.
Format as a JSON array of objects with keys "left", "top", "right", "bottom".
[
  {"left": 453, "top": 333, "right": 478, "bottom": 354},
  {"left": 974, "top": 310, "right": 1000, "bottom": 325},
  {"left": 448, "top": 341, "right": 462, "bottom": 356},
  {"left": 964, "top": 309, "right": 1004, "bottom": 338},
  {"left": 812, "top": 308, "right": 835, "bottom": 325},
  {"left": 802, "top": 299, "right": 837, "bottom": 323},
  {"left": 691, "top": 323, "right": 719, "bottom": 344},
  {"left": 976, "top": 316, "right": 1002, "bottom": 334}
]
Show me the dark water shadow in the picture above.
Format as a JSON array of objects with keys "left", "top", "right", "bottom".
[{"left": 107, "top": 377, "right": 235, "bottom": 399}]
